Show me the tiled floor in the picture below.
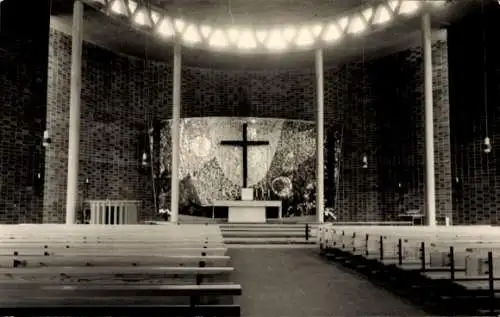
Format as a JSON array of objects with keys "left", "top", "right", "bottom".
[{"left": 228, "top": 248, "right": 429, "bottom": 317}]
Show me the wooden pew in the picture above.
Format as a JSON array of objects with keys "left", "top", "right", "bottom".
[
  {"left": 0, "top": 224, "right": 242, "bottom": 316},
  {"left": 0, "top": 284, "right": 242, "bottom": 316},
  {"left": 318, "top": 224, "right": 500, "bottom": 315},
  {"left": 321, "top": 225, "right": 500, "bottom": 263}
]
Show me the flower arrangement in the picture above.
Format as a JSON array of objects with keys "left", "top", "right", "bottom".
[
  {"left": 159, "top": 208, "right": 171, "bottom": 221},
  {"left": 324, "top": 207, "right": 337, "bottom": 222}
]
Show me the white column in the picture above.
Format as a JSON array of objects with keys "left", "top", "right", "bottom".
[
  {"left": 422, "top": 13, "right": 436, "bottom": 227},
  {"left": 65, "top": 0, "right": 84, "bottom": 225},
  {"left": 315, "top": 49, "right": 325, "bottom": 224},
  {"left": 170, "top": 43, "right": 181, "bottom": 223}
]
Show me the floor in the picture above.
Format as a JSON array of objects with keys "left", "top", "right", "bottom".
[{"left": 228, "top": 247, "right": 429, "bottom": 317}]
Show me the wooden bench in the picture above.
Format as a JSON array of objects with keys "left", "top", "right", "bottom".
[
  {"left": 0, "top": 224, "right": 242, "bottom": 316},
  {"left": 0, "top": 284, "right": 242, "bottom": 316},
  {"left": 318, "top": 224, "right": 500, "bottom": 315}
]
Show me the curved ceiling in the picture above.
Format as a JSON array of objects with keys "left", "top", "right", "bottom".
[
  {"left": 147, "top": 0, "right": 365, "bottom": 25},
  {"left": 82, "top": 0, "right": 450, "bottom": 53},
  {"left": 49, "top": 0, "right": 477, "bottom": 67}
]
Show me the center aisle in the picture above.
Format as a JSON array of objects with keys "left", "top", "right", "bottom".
[{"left": 228, "top": 248, "right": 429, "bottom": 317}]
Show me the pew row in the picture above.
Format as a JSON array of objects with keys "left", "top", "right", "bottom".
[
  {"left": 0, "top": 224, "right": 242, "bottom": 316},
  {"left": 0, "top": 284, "right": 242, "bottom": 316},
  {"left": 318, "top": 224, "right": 500, "bottom": 316}
]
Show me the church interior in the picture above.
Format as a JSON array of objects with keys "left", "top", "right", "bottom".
[{"left": 1, "top": 0, "right": 500, "bottom": 315}]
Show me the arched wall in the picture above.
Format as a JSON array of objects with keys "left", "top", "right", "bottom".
[{"left": 43, "top": 27, "right": 451, "bottom": 223}]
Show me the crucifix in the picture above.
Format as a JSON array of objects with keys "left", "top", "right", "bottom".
[{"left": 220, "top": 123, "right": 269, "bottom": 188}]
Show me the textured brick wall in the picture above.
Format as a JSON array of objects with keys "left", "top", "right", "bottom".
[
  {"left": 0, "top": 0, "right": 50, "bottom": 224},
  {"left": 323, "top": 39, "right": 451, "bottom": 223},
  {"left": 44, "top": 27, "right": 450, "bottom": 223},
  {"left": 448, "top": 4, "right": 500, "bottom": 225},
  {"left": 183, "top": 68, "right": 315, "bottom": 120},
  {"left": 44, "top": 29, "right": 172, "bottom": 223}
]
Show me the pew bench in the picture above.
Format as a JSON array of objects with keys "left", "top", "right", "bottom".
[
  {"left": 424, "top": 252, "right": 500, "bottom": 315},
  {"left": 2, "top": 238, "right": 225, "bottom": 245},
  {"left": 0, "top": 224, "right": 224, "bottom": 238},
  {"left": 0, "top": 266, "right": 234, "bottom": 285},
  {"left": 0, "top": 284, "right": 242, "bottom": 316},
  {"left": 0, "top": 224, "right": 242, "bottom": 316},
  {"left": 1, "top": 252, "right": 231, "bottom": 268},
  {"left": 319, "top": 224, "right": 500, "bottom": 315},
  {"left": 2, "top": 233, "right": 224, "bottom": 242},
  {"left": 0, "top": 245, "right": 228, "bottom": 256},
  {"left": 322, "top": 226, "right": 500, "bottom": 263}
]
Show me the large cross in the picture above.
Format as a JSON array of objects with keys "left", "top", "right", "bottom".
[{"left": 220, "top": 123, "right": 269, "bottom": 188}]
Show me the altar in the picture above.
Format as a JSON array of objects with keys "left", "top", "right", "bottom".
[
  {"left": 212, "top": 122, "right": 282, "bottom": 223},
  {"left": 212, "top": 200, "right": 282, "bottom": 223}
]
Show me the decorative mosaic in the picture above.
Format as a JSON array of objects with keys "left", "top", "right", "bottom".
[{"left": 158, "top": 117, "right": 317, "bottom": 216}]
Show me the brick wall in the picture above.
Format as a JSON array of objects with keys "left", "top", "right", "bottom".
[
  {"left": 448, "top": 4, "right": 500, "bottom": 225},
  {"left": 324, "top": 38, "right": 451, "bottom": 223},
  {"left": 44, "top": 29, "right": 172, "bottom": 223},
  {"left": 44, "top": 27, "right": 450, "bottom": 223},
  {"left": 0, "top": 0, "right": 50, "bottom": 224}
]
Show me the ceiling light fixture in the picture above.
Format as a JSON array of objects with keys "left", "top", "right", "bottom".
[
  {"left": 173, "top": 18, "right": 186, "bottom": 33},
  {"left": 266, "top": 29, "right": 287, "bottom": 50},
  {"left": 227, "top": 28, "right": 240, "bottom": 44},
  {"left": 150, "top": 10, "right": 161, "bottom": 25},
  {"left": 237, "top": 29, "right": 257, "bottom": 49},
  {"left": 362, "top": 8, "right": 374, "bottom": 22},
  {"left": 388, "top": 0, "right": 400, "bottom": 12},
  {"left": 312, "top": 24, "right": 323, "bottom": 37},
  {"left": 157, "top": 18, "right": 175, "bottom": 37},
  {"left": 127, "top": 0, "right": 137, "bottom": 14},
  {"left": 255, "top": 30, "right": 268, "bottom": 45},
  {"left": 200, "top": 25, "right": 212, "bottom": 39},
  {"left": 372, "top": 5, "right": 392, "bottom": 24},
  {"left": 338, "top": 17, "right": 349, "bottom": 31},
  {"left": 322, "top": 23, "right": 342, "bottom": 42},
  {"left": 183, "top": 24, "right": 201, "bottom": 43},
  {"left": 295, "top": 27, "right": 314, "bottom": 46},
  {"left": 110, "top": 0, "right": 128, "bottom": 16},
  {"left": 133, "top": 8, "right": 151, "bottom": 27},
  {"left": 399, "top": 1, "right": 420, "bottom": 15},
  {"left": 209, "top": 29, "right": 228, "bottom": 47},
  {"left": 347, "top": 15, "right": 366, "bottom": 34},
  {"left": 283, "top": 26, "right": 296, "bottom": 43}
]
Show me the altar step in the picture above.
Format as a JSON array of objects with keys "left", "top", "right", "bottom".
[
  {"left": 220, "top": 223, "right": 313, "bottom": 228},
  {"left": 220, "top": 223, "right": 317, "bottom": 245}
]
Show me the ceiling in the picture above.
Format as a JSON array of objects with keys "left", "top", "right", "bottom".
[
  {"left": 48, "top": 0, "right": 481, "bottom": 69},
  {"left": 146, "top": 0, "right": 365, "bottom": 25}
]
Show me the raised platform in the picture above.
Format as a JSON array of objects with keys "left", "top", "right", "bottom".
[
  {"left": 153, "top": 215, "right": 319, "bottom": 246},
  {"left": 220, "top": 223, "right": 317, "bottom": 246},
  {"left": 212, "top": 200, "right": 282, "bottom": 223},
  {"left": 177, "top": 214, "right": 316, "bottom": 224}
]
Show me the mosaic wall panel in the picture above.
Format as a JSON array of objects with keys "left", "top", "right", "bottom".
[{"left": 158, "top": 118, "right": 317, "bottom": 216}]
